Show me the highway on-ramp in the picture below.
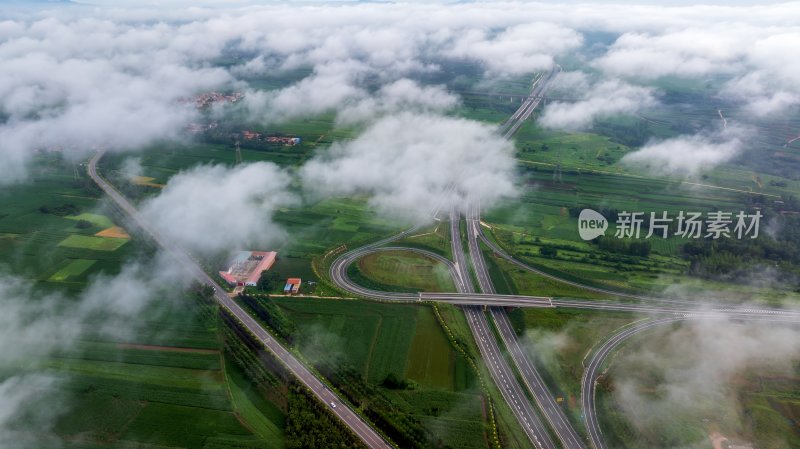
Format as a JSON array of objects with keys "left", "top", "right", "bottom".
[
  {"left": 580, "top": 313, "right": 800, "bottom": 449},
  {"left": 87, "top": 151, "right": 393, "bottom": 449},
  {"left": 581, "top": 317, "right": 682, "bottom": 449}
]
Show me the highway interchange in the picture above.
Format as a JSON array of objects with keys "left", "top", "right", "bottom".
[
  {"left": 88, "top": 63, "right": 800, "bottom": 449},
  {"left": 326, "top": 65, "right": 800, "bottom": 449},
  {"left": 328, "top": 196, "right": 800, "bottom": 449}
]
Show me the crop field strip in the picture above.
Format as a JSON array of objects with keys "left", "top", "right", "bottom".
[
  {"left": 270, "top": 296, "right": 489, "bottom": 446},
  {"left": 0, "top": 160, "right": 287, "bottom": 449}
]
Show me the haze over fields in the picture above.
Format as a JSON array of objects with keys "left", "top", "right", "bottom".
[
  {"left": 2, "top": 1, "right": 799, "bottom": 185},
  {"left": 1, "top": 2, "right": 799, "bottom": 449}
]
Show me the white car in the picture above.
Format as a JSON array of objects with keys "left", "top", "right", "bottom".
[{"left": 330, "top": 402, "right": 336, "bottom": 408}]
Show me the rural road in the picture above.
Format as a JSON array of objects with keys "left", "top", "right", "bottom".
[{"left": 87, "top": 151, "right": 393, "bottom": 449}]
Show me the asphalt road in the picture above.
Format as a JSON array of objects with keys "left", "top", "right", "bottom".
[
  {"left": 327, "top": 229, "right": 800, "bottom": 449},
  {"left": 466, "top": 202, "right": 588, "bottom": 449},
  {"left": 580, "top": 317, "right": 683, "bottom": 449},
  {"left": 580, "top": 314, "right": 800, "bottom": 449},
  {"left": 500, "top": 65, "right": 561, "bottom": 139},
  {"left": 450, "top": 206, "right": 558, "bottom": 449},
  {"left": 320, "top": 58, "right": 800, "bottom": 449},
  {"left": 329, "top": 236, "right": 557, "bottom": 448},
  {"left": 87, "top": 152, "right": 393, "bottom": 449}
]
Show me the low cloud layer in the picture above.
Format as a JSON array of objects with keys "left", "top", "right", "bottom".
[
  {"left": 336, "top": 79, "right": 460, "bottom": 126},
  {"left": 444, "top": 22, "right": 582, "bottom": 75},
  {"left": 141, "top": 162, "right": 296, "bottom": 256},
  {"left": 539, "top": 75, "right": 657, "bottom": 130},
  {"left": 300, "top": 112, "right": 517, "bottom": 222},
  {"left": 612, "top": 318, "right": 800, "bottom": 446},
  {"left": 0, "top": 254, "right": 195, "bottom": 448},
  {"left": 1, "top": 2, "right": 798, "bottom": 184},
  {"left": 621, "top": 126, "right": 746, "bottom": 176}
]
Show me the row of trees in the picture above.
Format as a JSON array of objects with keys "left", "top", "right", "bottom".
[
  {"left": 216, "top": 293, "right": 367, "bottom": 449},
  {"left": 594, "top": 236, "right": 651, "bottom": 257},
  {"left": 285, "top": 383, "right": 368, "bottom": 449},
  {"left": 680, "top": 199, "right": 800, "bottom": 283},
  {"left": 238, "top": 293, "right": 296, "bottom": 342}
]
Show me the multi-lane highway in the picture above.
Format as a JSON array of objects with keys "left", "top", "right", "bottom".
[
  {"left": 499, "top": 65, "right": 561, "bottom": 139},
  {"left": 466, "top": 202, "right": 588, "bottom": 449},
  {"left": 450, "top": 206, "right": 558, "bottom": 449},
  {"left": 326, "top": 61, "right": 800, "bottom": 449},
  {"left": 87, "top": 152, "right": 393, "bottom": 449},
  {"left": 327, "top": 221, "right": 800, "bottom": 449}
]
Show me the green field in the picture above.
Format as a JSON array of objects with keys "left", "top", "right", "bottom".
[
  {"left": 405, "top": 307, "right": 460, "bottom": 389},
  {"left": 354, "top": 250, "right": 456, "bottom": 293},
  {"left": 0, "top": 158, "right": 287, "bottom": 449},
  {"left": 479, "top": 166, "right": 800, "bottom": 302},
  {"left": 273, "top": 297, "right": 443, "bottom": 384},
  {"left": 596, "top": 323, "right": 800, "bottom": 449},
  {"left": 58, "top": 234, "right": 129, "bottom": 251},
  {"left": 268, "top": 296, "right": 491, "bottom": 447},
  {"left": 65, "top": 213, "right": 114, "bottom": 228},
  {"left": 509, "top": 307, "right": 643, "bottom": 434},
  {"left": 48, "top": 259, "right": 97, "bottom": 281}
]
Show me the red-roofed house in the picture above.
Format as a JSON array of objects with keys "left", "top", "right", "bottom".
[{"left": 283, "top": 278, "right": 301, "bottom": 294}]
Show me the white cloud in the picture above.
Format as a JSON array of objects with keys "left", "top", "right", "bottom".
[
  {"left": 300, "top": 112, "right": 517, "bottom": 223},
  {"left": 336, "top": 79, "right": 460, "bottom": 125},
  {"left": 612, "top": 318, "right": 800, "bottom": 446},
  {"left": 622, "top": 126, "right": 746, "bottom": 176},
  {"left": 539, "top": 75, "right": 657, "bottom": 129},
  {"left": 141, "top": 162, "right": 296, "bottom": 256},
  {"left": 444, "top": 22, "right": 583, "bottom": 75},
  {"left": 0, "top": 254, "right": 199, "bottom": 447},
  {"left": 242, "top": 60, "right": 368, "bottom": 124},
  {"left": 0, "top": 2, "right": 797, "bottom": 188}
]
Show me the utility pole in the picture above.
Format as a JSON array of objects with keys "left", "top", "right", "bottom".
[{"left": 235, "top": 139, "right": 242, "bottom": 165}]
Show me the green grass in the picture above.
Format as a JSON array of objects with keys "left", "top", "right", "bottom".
[
  {"left": 405, "top": 307, "right": 458, "bottom": 389},
  {"left": 48, "top": 258, "right": 97, "bottom": 281},
  {"left": 594, "top": 321, "right": 800, "bottom": 449},
  {"left": 274, "top": 297, "right": 418, "bottom": 382},
  {"left": 45, "top": 359, "right": 226, "bottom": 390},
  {"left": 269, "top": 296, "right": 492, "bottom": 447},
  {"left": 53, "top": 393, "right": 144, "bottom": 438},
  {"left": 224, "top": 355, "right": 285, "bottom": 447},
  {"left": 478, "top": 166, "right": 800, "bottom": 301},
  {"left": 273, "top": 297, "right": 470, "bottom": 389},
  {"left": 0, "top": 155, "right": 286, "bottom": 449},
  {"left": 355, "top": 250, "right": 456, "bottom": 293},
  {"left": 434, "top": 303, "right": 535, "bottom": 449},
  {"left": 394, "top": 221, "right": 453, "bottom": 259},
  {"left": 58, "top": 234, "right": 128, "bottom": 251},
  {"left": 121, "top": 402, "right": 252, "bottom": 448},
  {"left": 65, "top": 213, "right": 114, "bottom": 228},
  {"left": 57, "top": 342, "right": 221, "bottom": 371}
]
